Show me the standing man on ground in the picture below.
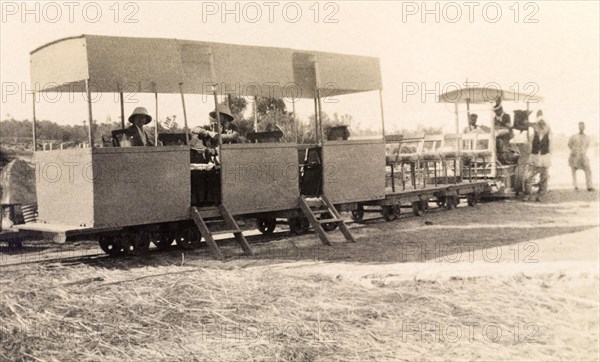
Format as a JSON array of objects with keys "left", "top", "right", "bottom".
[
  {"left": 525, "top": 110, "right": 552, "bottom": 201},
  {"left": 492, "top": 98, "right": 513, "bottom": 164},
  {"left": 568, "top": 122, "right": 594, "bottom": 191}
]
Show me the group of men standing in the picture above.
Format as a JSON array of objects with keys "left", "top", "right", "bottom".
[{"left": 464, "top": 105, "right": 595, "bottom": 199}]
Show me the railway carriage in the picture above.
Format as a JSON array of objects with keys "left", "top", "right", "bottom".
[{"left": 5, "top": 35, "right": 516, "bottom": 258}]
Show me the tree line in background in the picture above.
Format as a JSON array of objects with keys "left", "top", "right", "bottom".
[{"left": 223, "top": 96, "right": 385, "bottom": 143}]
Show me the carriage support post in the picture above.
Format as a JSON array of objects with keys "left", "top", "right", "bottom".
[
  {"left": 379, "top": 89, "right": 386, "bottom": 138},
  {"left": 526, "top": 101, "right": 530, "bottom": 142},
  {"left": 490, "top": 99, "right": 497, "bottom": 178},
  {"left": 85, "top": 79, "right": 94, "bottom": 149},
  {"left": 380, "top": 88, "right": 394, "bottom": 190},
  {"left": 212, "top": 85, "right": 223, "bottom": 147},
  {"left": 313, "top": 59, "right": 323, "bottom": 145},
  {"left": 31, "top": 91, "right": 37, "bottom": 151},
  {"left": 313, "top": 94, "right": 320, "bottom": 144},
  {"left": 178, "top": 83, "right": 190, "bottom": 145},
  {"left": 292, "top": 97, "right": 298, "bottom": 143},
  {"left": 317, "top": 88, "right": 324, "bottom": 144},
  {"left": 454, "top": 103, "right": 459, "bottom": 133},
  {"left": 154, "top": 91, "right": 159, "bottom": 146},
  {"left": 118, "top": 83, "right": 125, "bottom": 130},
  {"left": 466, "top": 97, "right": 471, "bottom": 132},
  {"left": 253, "top": 95, "right": 258, "bottom": 135}
]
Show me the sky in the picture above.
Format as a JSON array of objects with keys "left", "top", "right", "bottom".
[{"left": 1, "top": 0, "right": 599, "bottom": 136}]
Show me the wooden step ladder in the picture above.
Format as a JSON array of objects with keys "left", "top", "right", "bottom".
[
  {"left": 299, "top": 195, "right": 356, "bottom": 246},
  {"left": 190, "top": 205, "right": 253, "bottom": 260}
]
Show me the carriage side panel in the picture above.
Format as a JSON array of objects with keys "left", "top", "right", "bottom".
[
  {"left": 92, "top": 147, "right": 190, "bottom": 228},
  {"left": 322, "top": 140, "right": 386, "bottom": 204},
  {"left": 220, "top": 144, "right": 300, "bottom": 215},
  {"left": 33, "top": 148, "right": 94, "bottom": 227}
]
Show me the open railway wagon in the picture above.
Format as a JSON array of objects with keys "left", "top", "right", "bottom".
[
  {"left": 438, "top": 87, "right": 544, "bottom": 198},
  {"left": 374, "top": 86, "right": 543, "bottom": 221},
  {"left": 363, "top": 131, "right": 488, "bottom": 223},
  {"left": 11, "top": 35, "right": 486, "bottom": 258}
]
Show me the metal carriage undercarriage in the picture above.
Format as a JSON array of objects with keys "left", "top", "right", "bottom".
[{"left": 8, "top": 35, "right": 489, "bottom": 258}]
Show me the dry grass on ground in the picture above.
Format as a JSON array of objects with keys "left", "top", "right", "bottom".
[
  {"left": 1, "top": 190, "right": 599, "bottom": 361},
  {"left": 1, "top": 262, "right": 598, "bottom": 361}
]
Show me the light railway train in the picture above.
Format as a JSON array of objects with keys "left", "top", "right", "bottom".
[{"left": 0, "top": 35, "right": 541, "bottom": 259}]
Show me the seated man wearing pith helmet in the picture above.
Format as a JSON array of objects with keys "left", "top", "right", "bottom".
[
  {"left": 123, "top": 107, "right": 154, "bottom": 146},
  {"left": 209, "top": 104, "right": 240, "bottom": 144}
]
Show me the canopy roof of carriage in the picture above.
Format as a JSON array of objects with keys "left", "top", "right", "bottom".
[{"left": 30, "top": 34, "right": 382, "bottom": 99}]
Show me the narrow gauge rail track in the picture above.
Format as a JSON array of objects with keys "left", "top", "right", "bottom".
[
  {"left": 0, "top": 230, "right": 295, "bottom": 268},
  {"left": 0, "top": 203, "right": 462, "bottom": 268}
]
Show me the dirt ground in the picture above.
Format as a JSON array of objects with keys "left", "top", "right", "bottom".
[{"left": 1, "top": 185, "right": 598, "bottom": 361}]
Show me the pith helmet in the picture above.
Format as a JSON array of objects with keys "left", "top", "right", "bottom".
[
  {"left": 128, "top": 107, "right": 152, "bottom": 124},
  {"left": 209, "top": 104, "right": 234, "bottom": 123}
]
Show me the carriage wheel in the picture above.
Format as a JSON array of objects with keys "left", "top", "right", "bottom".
[
  {"left": 320, "top": 212, "right": 338, "bottom": 232},
  {"left": 288, "top": 217, "right": 309, "bottom": 235},
  {"left": 467, "top": 193, "right": 480, "bottom": 206},
  {"left": 382, "top": 205, "right": 400, "bottom": 222},
  {"left": 523, "top": 164, "right": 541, "bottom": 194},
  {"left": 445, "top": 196, "right": 457, "bottom": 210},
  {"left": 412, "top": 200, "right": 428, "bottom": 216},
  {"left": 152, "top": 232, "right": 174, "bottom": 250},
  {"left": 435, "top": 197, "right": 446, "bottom": 208},
  {"left": 123, "top": 231, "right": 151, "bottom": 256},
  {"left": 351, "top": 206, "right": 365, "bottom": 223},
  {"left": 257, "top": 217, "right": 277, "bottom": 235},
  {"left": 176, "top": 228, "right": 202, "bottom": 250},
  {"left": 98, "top": 234, "right": 124, "bottom": 257}
]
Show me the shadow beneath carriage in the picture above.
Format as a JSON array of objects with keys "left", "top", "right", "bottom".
[
  {"left": 0, "top": 233, "right": 53, "bottom": 255},
  {"left": 60, "top": 191, "right": 599, "bottom": 270},
  {"left": 212, "top": 194, "right": 599, "bottom": 266},
  {"left": 343, "top": 224, "right": 596, "bottom": 264},
  {"left": 86, "top": 225, "right": 597, "bottom": 271},
  {"left": 534, "top": 188, "right": 599, "bottom": 204},
  {"left": 0, "top": 237, "right": 103, "bottom": 267},
  {"left": 328, "top": 191, "right": 598, "bottom": 264},
  {"left": 70, "top": 230, "right": 300, "bottom": 270},
  {"left": 5, "top": 188, "right": 597, "bottom": 269},
  {"left": 23, "top": 223, "right": 594, "bottom": 274},
  {"left": 0, "top": 244, "right": 49, "bottom": 256}
]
